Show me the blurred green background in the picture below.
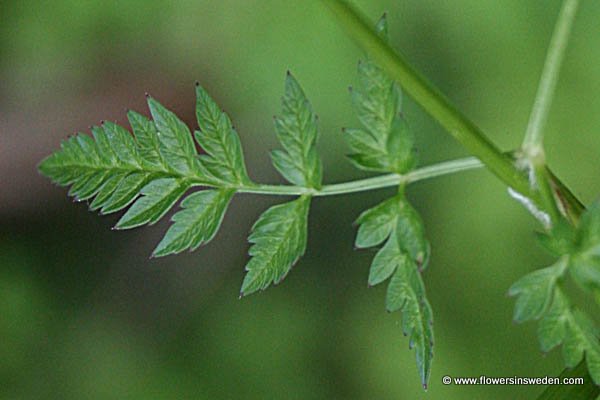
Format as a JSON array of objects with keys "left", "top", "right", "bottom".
[{"left": 2, "top": 0, "right": 600, "bottom": 398}]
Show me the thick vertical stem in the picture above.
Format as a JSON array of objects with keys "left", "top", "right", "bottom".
[{"left": 321, "top": 0, "right": 532, "bottom": 197}]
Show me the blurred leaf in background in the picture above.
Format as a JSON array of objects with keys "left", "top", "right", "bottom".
[{"left": 2, "top": 0, "right": 600, "bottom": 398}]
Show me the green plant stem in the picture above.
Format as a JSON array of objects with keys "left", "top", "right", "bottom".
[
  {"left": 519, "top": 0, "right": 580, "bottom": 228},
  {"left": 522, "top": 0, "right": 580, "bottom": 158},
  {"left": 321, "top": 0, "right": 532, "bottom": 197},
  {"left": 191, "top": 156, "right": 483, "bottom": 197},
  {"left": 321, "top": 0, "right": 585, "bottom": 224}
]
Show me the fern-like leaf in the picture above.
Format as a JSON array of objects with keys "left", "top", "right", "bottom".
[
  {"left": 39, "top": 90, "right": 243, "bottom": 256},
  {"left": 241, "top": 196, "right": 310, "bottom": 297},
  {"left": 41, "top": 78, "right": 321, "bottom": 296},
  {"left": 239, "top": 74, "right": 323, "bottom": 296},
  {"left": 355, "top": 194, "right": 433, "bottom": 388}
]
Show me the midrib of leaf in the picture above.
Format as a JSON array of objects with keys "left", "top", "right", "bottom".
[
  {"left": 286, "top": 111, "right": 314, "bottom": 186},
  {"left": 200, "top": 117, "right": 244, "bottom": 183},
  {"left": 45, "top": 159, "right": 203, "bottom": 184}
]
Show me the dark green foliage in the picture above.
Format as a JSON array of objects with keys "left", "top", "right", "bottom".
[
  {"left": 241, "top": 72, "right": 326, "bottom": 294},
  {"left": 39, "top": 75, "right": 323, "bottom": 298},
  {"left": 39, "top": 93, "right": 234, "bottom": 256}
]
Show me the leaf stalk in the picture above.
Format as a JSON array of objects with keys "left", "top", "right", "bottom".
[{"left": 223, "top": 157, "right": 483, "bottom": 197}]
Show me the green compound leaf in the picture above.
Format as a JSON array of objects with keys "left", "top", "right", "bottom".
[
  {"left": 355, "top": 194, "right": 433, "bottom": 388},
  {"left": 195, "top": 84, "right": 251, "bottom": 185},
  {"left": 345, "top": 16, "right": 415, "bottom": 175},
  {"left": 241, "top": 196, "right": 310, "bottom": 297},
  {"left": 153, "top": 189, "right": 234, "bottom": 257},
  {"left": 271, "top": 73, "right": 323, "bottom": 189},
  {"left": 39, "top": 91, "right": 242, "bottom": 259}
]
